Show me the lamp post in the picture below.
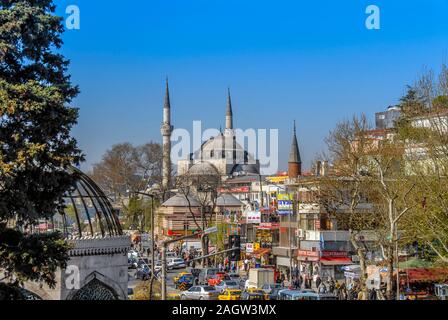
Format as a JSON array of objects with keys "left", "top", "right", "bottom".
[{"left": 129, "top": 190, "right": 158, "bottom": 300}]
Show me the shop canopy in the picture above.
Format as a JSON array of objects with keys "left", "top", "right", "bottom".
[
  {"left": 320, "top": 257, "right": 354, "bottom": 266},
  {"left": 402, "top": 268, "right": 448, "bottom": 283}
]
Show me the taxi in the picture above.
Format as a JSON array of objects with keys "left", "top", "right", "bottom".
[
  {"left": 218, "top": 289, "right": 242, "bottom": 300},
  {"left": 246, "top": 287, "right": 270, "bottom": 300}
]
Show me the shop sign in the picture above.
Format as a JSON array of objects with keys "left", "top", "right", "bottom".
[
  {"left": 246, "top": 243, "right": 254, "bottom": 253},
  {"left": 258, "top": 223, "right": 280, "bottom": 230},
  {"left": 246, "top": 211, "right": 261, "bottom": 224},
  {"left": 218, "top": 186, "right": 250, "bottom": 193},
  {"left": 298, "top": 250, "right": 319, "bottom": 258},
  {"left": 277, "top": 194, "right": 294, "bottom": 215},
  {"left": 321, "top": 250, "right": 348, "bottom": 258}
]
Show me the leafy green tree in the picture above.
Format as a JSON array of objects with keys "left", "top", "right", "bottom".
[{"left": 0, "top": 0, "right": 83, "bottom": 298}]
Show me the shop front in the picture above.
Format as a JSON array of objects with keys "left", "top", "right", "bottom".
[
  {"left": 297, "top": 250, "right": 354, "bottom": 280},
  {"left": 297, "top": 250, "right": 320, "bottom": 278}
]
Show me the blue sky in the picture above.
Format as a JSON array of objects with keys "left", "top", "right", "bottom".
[{"left": 55, "top": 0, "right": 448, "bottom": 172}]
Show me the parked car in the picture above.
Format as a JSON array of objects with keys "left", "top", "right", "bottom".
[
  {"left": 267, "top": 287, "right": 285, "bottom": 300},
  {"left": 128, "top": 258, "right": 138, "bottom": 269},
  {"left": 261, "top": 283, "right": 284, "bottom": 294},
  {"left": 241, "top": 289, "right": 265, "bottom": 301},
  {"left": 180, "top": 286, "right": 220, "bottom": 300},
  {"left": 238, "top": 277, "right": 247, "bottom": 290},
  {"left": 167, "top": 258, "right": 186, "bottom": 270},
  {"left": 218, "top": 289, "right": 242, "bottom": 300},
  {"left": 127, "top": 287, "right": 134, "bottom": 300},
  {"left": 137, "top": 258, "right": 150, "bottom": 269},
  {"left": 165, "top": 252, "right": 178, "bottom": 259},
  {"left": 198, "top": 268, "right": 219, "bottom": 285},
  {"left": 154, "top": 260, "right": 163, "bottom": 272},
  {"left": 135, "top": 265, "right": 151, "bottom": 281},
  {"left": 228, "top": 273, "right": 241, "bottom": 281},
  {"left": 207, "top": 273, "right": 230, "bottom": 286},
  {"left": 215, "top": 280, "right": 240, "bottom": 293},
  {"left": 277, "top": 289, "right": 337, "bottom": 300}
]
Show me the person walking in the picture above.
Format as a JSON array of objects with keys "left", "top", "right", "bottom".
[{"left": 315, "top": 275, "right": 322, "bottom": 289}]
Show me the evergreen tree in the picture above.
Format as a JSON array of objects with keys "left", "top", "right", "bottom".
[{"left": 0, "top": 0, "right": 83, "bottom": 298}]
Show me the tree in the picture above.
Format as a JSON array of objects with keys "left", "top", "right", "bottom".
[
  {"left": 176, "top": 167, "right": 221, "bottom": 266},
  {"left": 398, "top": 65, "right": 448, "bottom": 264},
  {"left": 319, "top": 114, "right": 378, "bottom": 299},
  {"left": 0, "top": 0, "right": 83, "bottom": 298},
  {"left": 91, "top": 142, "right": 162, "bottom": 199}
]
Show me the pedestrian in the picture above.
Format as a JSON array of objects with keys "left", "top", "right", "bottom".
[
  {"left": 244, "top": 258, "right": 249, "bottom": 272},
  {"left": 315, "top": 275, "right": 322, "bottom": 289}
]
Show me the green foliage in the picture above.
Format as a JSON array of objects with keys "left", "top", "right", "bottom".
[{"left": 0, "top": 0, "right": 83, "bottom": 297}]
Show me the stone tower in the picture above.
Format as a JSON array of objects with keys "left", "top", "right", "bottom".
[
  {"left": 161, "top": 79, "right": 173, "bottom": 197},
  {"left": 288, "top": 120, "right": 302, "bottom": 178}
]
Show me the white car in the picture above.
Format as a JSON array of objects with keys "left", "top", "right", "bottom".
[{"left": 167, "top": 258, "right": 186, "bottom": 270}]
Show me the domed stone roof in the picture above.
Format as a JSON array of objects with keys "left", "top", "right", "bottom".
[
  {"left": 216, "top": 193, "right": 243, "bottom": 207},
  {"left": 162, "top": 194, "right": 200, "bottom": 207},
  {"left": 188, "top": 161, "right": 219, "bottom": 176},
  {"left": 230, "top": 163, "right": 260, "bottom": 175}
]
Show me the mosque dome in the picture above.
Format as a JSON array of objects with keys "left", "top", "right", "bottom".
[
  {"left": 161, "top": 194, "right": 201, "bottom": 207},
  {"left": 187, "top": 161, "right": 220, "bottom": 176}
]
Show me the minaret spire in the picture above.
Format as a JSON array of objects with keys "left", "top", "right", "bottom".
[
  {"left": 288, "top": 120, "right": 302, "bottom": 178},
  {"left": 161, "top": 77, "right": 173, "bottom": 198},
  {"left": 226, "top": 87, "right": 233, "bottom": 130}
]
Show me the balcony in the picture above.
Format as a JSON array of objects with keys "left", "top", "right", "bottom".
[{"left": 304, "top": 230, "right": 350, "bottom": 242}]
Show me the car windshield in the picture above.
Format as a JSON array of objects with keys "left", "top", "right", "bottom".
[
  {"left": 225, "top": 281, "right": 238, "bottom": 286},
  {"left": 230, "top": 291, "right": 241, "bottom": 295},
  {"left": 203, "top": 286, "right": 216, "bottom": 292}
]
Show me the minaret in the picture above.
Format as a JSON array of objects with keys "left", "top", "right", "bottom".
[
  {"left": 226, "top": 88, "right": 233, "bottom": 130},
  {"left": 288, "top": 120, "right": 302, "bottom": 178},
  {"left": 161, "top": 78, "right": 173, "bottom": 197}
]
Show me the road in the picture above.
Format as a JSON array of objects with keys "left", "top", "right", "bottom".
[{"left": 128, "top": 266, "right": 190, "bottom": 295}]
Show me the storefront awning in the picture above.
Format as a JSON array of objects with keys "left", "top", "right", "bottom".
[
  {"left": 320, "top": 257, "right": 354, "bottom": 266},
  {"left": 252, "top": 248, "right": 271, "bottom": 257}
]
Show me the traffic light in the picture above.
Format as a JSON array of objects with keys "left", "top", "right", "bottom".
[{"left": 228, "top": 235, "right": 241, "bottom": 262}]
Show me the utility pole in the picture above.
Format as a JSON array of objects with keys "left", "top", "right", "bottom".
[
  {"left": 395, "top": 221, "right": 400, "bottom": 300},
  {"left": 161, "top": 244, "right": 167, "bottom": 301},
  {"left": 149, "top": 196, "right": 155, "bottom": 300}
]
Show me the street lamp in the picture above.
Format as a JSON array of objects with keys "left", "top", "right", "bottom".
[{"left": 127, "top": 188, "right": 159, "bottom": 300}]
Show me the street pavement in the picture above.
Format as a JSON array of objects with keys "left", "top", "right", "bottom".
[{"left": 128, "top": 266, "right": 189, "bottom": 295}]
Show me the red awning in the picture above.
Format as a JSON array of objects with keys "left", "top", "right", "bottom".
[
  {"left": 403, "top": 268, "right": 448, "bottom": 283},
  {"left": 320, "top": 257, "right": 353, "bottom": 266}
]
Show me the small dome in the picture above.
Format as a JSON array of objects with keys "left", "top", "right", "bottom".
[
  {"left": 162, "top": 194, "right": 200, "bottom": 207},
  {"left": 230, "top": 163, "right": 260, "bottom": 175},
  {"left": 188, "top": 162, "right": 219, "bottom": 176},
  {"left": 216, "top": 194, "right": 243, "bottom": 207}
]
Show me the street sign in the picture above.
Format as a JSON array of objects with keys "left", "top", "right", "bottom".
[{"left": 204, "top": 226, "right": 218, "bottom": 235}]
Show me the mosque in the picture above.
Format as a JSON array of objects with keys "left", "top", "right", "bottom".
[
  {"left": 157, "top": 81, "right": 302, "bottom": 240},
  {"left": 161, "top": 81, "right": 260, "bottom": 191}
]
